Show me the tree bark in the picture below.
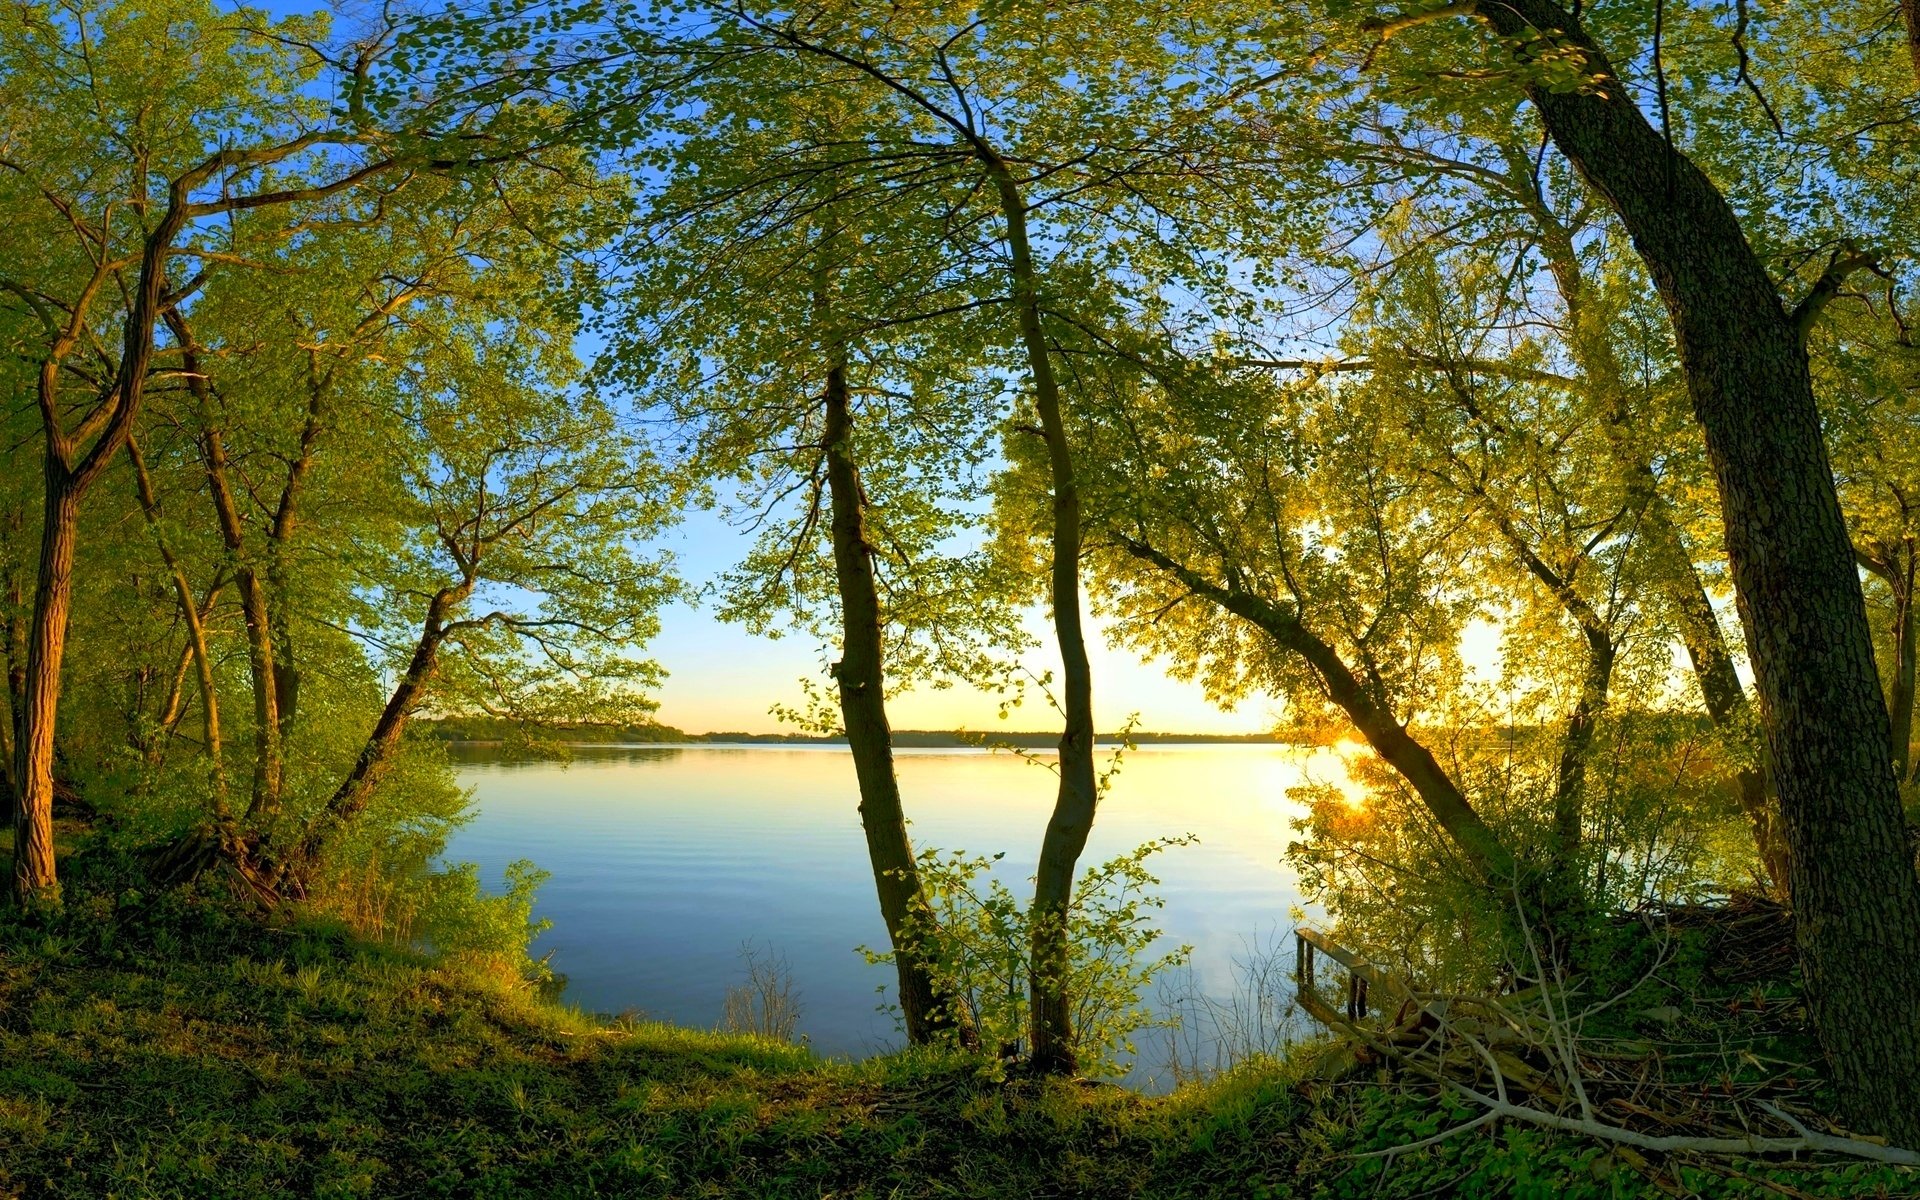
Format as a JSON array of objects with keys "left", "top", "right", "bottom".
[
  {"left": 1466, "top": 0, "right": 1920, "bottom": 1143},
  {"left": 988, "top": 162, "right": 1100, "bottom": 1076},
  {"left": 11, "top": 480, "right": 78, "bottom": 904},
  {"left": 128, "top": 437, "right": 229, "bottom": 809},
  {"left": 820, "top": 352, "right": 977, "bottom": 1048}
]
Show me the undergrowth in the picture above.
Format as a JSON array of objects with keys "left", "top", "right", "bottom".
[{"left": 0, "top": 840, "right": 1913, "bottom": 1197}]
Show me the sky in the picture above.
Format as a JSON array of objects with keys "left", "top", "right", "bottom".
[{"left": 642, "top": 507, "right": 1289, "bottom": 735}]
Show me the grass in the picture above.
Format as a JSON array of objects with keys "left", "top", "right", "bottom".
[
  {"left": 0, "top": 845, "right": 1915, "bottom": 1197},
  {"left": 0, "top": 875, "right": 1313, "bottom": 1199}
]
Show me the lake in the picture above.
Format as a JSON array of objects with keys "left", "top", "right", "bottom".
[{"left": 444, "top": 742, "right": 1352, "bottom": 1086}]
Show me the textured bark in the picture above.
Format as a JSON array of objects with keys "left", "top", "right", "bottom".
[
  {"left": 128, "top": 437, "right": 228, "bottom": 809},
  {"left": 1122, "top": 537, "right": 1519, "bottom": 882},
  {"left": 12, "top": 483, "right": 78, "bottom": 904},
  {"left": 170, "top": 313, "right": 283, "bottom": 822},
  {"left": 1467, "top": 0, "right": 1920, "bottom": 1143},
  {"left": 988, "top": 162, "right": 1099, "bottom": 1076},
  {"left": 821, "top": 355, "right": 976, "bottom": 1048}
]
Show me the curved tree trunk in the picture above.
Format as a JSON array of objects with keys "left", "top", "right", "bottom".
[
  {"left": 988, "top": 162, "right": 1099, "bottom": 1076},
  {"left": 820, "top": 353, "right": 977, "bottom": 1048},
  {"left": 293, "top": 583, "right": 466, "bottom": 873},
  {"left": 1122, "top": 536, "right": 1519, "bottom": 884},
  {"left": 1467, "top": 0, "right": 1920, "bottom": 1143}
]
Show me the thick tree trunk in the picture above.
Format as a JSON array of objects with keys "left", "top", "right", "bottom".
[
  {"left": 1122, "top": 537, "right": 1519, "bottom": 883},
  {"left": 128, "top": 437, "right": 228, "bottom": 808},
  {"left": 12, "top": 480, "right": 80, "bottom": 905},
  {"left": 820, "top": 355, "right": 976, "bottom": 1048},
  {"left": 988, "top": 163, "right": 1099, "bottom": 1076},
  {"left": 1470, "top": 0, "right": 1920, "bottom": 1143}
]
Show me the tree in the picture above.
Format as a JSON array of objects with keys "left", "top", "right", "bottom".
[
  {"left": 1353, "top": 0, "right": 1920, "bottom": 1141},
  {"left": 0, "top": 0, "right": 419, "bottom": 903}
]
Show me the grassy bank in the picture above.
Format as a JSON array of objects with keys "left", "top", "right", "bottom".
[{"left": 0, "top": 861, "right": 1913, "bottom": 1197}]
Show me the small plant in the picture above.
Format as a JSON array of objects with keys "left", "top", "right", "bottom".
[
  {"left": 868, "top": 835, "right": 1195, "bottom": 1078},
  {"left": 720, "top": 940, "right": 804, "bottom": 1042}
]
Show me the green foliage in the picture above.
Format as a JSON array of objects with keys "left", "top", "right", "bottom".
[{"left": 867, "top": 835, "right": 1196, "bottom": 1079}]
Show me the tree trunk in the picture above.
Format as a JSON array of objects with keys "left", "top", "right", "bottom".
[
  {"left": 1122, "top": 536, "right": 1519, "bottom": 882},
  {"left": 1551, "top": 626, "right": 1613, "bottom": 872},
  {"left": 988, "top": 162, "right": 1099, "bottom": 1076},
  {"left": 12, "top": 479, "right": 79, "bottom": 905},
  {"left": 1524, "top": 159, "right": 1789, "bottom": 893},
  {"left": 128, "top": 437, "right": 228, "bottom": 809},
  {"left": 170, "top": 313, "right": 283, "bottom": 822},
  {"left": 1472, "top": 0, "right": 1920, "bottom": 1144},
  {"left": 293, "top": 584, "right": 466, "bottom": 872},
  {"left": 1863, "top": 545, "right": 1917, "bottom": 783},
  {"left": 265, "top": 356, "right": 324, "bottom": 740},
  {"left": 820, "top": 353, "right": 977, "bottom": 1048}
]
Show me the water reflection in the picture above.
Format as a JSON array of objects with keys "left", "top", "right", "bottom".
[{"left": 443, "top": 743, "right": 1347, "bottom": 1085}]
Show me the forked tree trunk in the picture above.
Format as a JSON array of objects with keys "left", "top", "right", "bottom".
[
  {"left": 820, "top": 353, "right": 977, "bottom": 1048},
  {"left": 169, "top": 314, "right": 283, "bottom": 822},
  {"left": 988, "top": 161, "right": 1100, "bottom": 1076},
  {"left": 1470, "top": 0, "right": 1920, "bottom": 1143}
]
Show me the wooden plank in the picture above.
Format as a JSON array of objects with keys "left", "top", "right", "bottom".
[{"left": 1294, "top": 926, "right": 1411, "bottom": 1003}]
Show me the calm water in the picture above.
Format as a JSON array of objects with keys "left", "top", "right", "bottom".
[{"left": 444, "top": 743, "right": 1350, "bottom": 1083}]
